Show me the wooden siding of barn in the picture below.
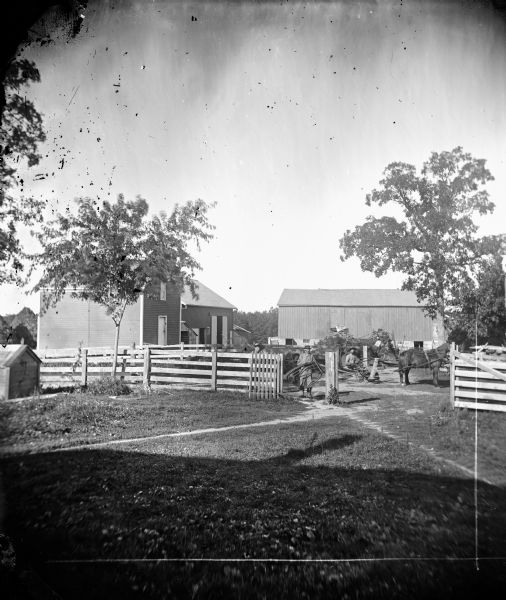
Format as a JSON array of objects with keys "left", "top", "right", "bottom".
[
  {"left": 278, "top": 306, "right": 436, "bottom": 341},
  {"left": 38, "top": 293, "right": 141, "bottom": 349},
  {"left": 182, "top": 305, "right": 234, "bottom": 344},
  {"left": 143, "top": 285, "right": 181, "bottom": 345}
]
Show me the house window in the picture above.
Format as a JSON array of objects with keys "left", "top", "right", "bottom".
[
  {"left": 414, "top": 341, "right": 423, "bottom": 348},
  {"left": 160, "top": 281, "right": 166, "bottom": 301}
]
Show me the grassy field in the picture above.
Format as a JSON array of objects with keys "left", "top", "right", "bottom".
[
  {"left": 0, "top": 390, "right": 304, "bottom": 454},
  {"left": 1, "top": 391, "right": 505, "bottom": 599},
  {"left": 333, "top": 378, "right": 506, "bottom": 486}
]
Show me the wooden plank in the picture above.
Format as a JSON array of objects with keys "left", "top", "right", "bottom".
[
  {"left": 455, "top": 400, "right": 506, "bottom": 412},
  {"left": 211, "top": 350, "right": 217, "bottom": 391},
  {"left": 150, "top": 376, "right": 213, "bottom": 385},
  {"left": 143, "top": 347, "right": 150, "bottom": 388},
  {"left": 150, "top": 350, "right": 213, "bottom": 358},
  {"left": 248, "top": 353, "right": 254, "bottom": 399},
  {"left": 455, "top": 355, "right": 506, "bottom": 371},
  {"left": 150, "top": 359, "right": 212, "bottom": 366},
  {"left": 40, "top": 366, "right": 81, "bottom": 373},
  {"left": 81, "top": 348, "right": 87, "bottom": 387},
  {"left": 40, "top": 377, "right": 79, "bottom": 384},
  {"left": 455, "top": 379, "right": 506, "bottom": 391},
  {"left": 454, "top": 367, "right": 506, "bottom": 380},
  {"left": 279, "top": 353, "right": 283, "bottom": 396},
  {"left": 454, "top": 353, "right": 506, "bottom": 382},
  {"left": 454, "top": 389, "right": 506, "bottom": 402},
  {"left": 217, "top": 352, "right": 252, "bottom": 359},
  {"left": 150, "top": 367, "right": 212, "bottom": 376},
  {"left": 215, "top": 370, "right": 250, "bottom": 378}
]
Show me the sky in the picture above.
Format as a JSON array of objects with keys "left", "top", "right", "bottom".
[{"left": 2, "top": 0, "right": 506, "bottom": 314}]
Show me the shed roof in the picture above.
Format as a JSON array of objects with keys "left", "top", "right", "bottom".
[
  {"left": 278, "top": 289, "right": 421, "bottom": 307},
  {"left": 181, "top": 280, "right": 236, "bottom": 310},
  {"left": 0, "top": 344, "right": 42, "bottom": 367}
]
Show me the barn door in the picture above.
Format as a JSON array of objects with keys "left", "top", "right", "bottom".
[{"left": 157, "top": 316, "right": 167, "bottom": 345}]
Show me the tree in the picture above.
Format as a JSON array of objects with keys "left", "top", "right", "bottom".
[
  {"left": 449, "top": 236, "right": 506, "bottom": 348},
  {"left": 32, "top": 195, "right": 215, "bottom": 375},
  {"left": 339, "top": 147, "right": 497, "bottom": 335},
  {"left": 235, "top": 308, "right": 278, "bottom": 344},
  {"left": 1, "top": 58, "right": 45, "bottom": 284}
]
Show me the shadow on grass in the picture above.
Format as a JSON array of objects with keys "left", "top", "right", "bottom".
[
  {"left": 1, "top": 439, "right": 506, "bottom": 600},
  {"left": 281, "top": 434, "right": 362, "bottom": 461}
]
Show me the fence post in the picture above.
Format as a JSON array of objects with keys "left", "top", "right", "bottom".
[
  {"left": 143, "top": 347, "right": 151, "bottom": 389},
  {"left": 450, "top": 342, "right": 455, "bottom": 408},
  {"left": 81, "top": 348, "right": 88, "bottom": 387},
  {"left": 249, "top": 353, "right": 254, "bottom": 399},
  {"left": 120, "top": 348, "right": 127, "bottom": 381},
  {"left": 211, "top": 348, "right": 217, "bottom": 391},
  {"left": 325, "top": 350, "right": 339, "bottom": 402},
  {"left": 280, "top": 353, "right": 284, "bottom": 395},
  {"left": 363, "top": 345, "right": 368, "bottom": 370}
]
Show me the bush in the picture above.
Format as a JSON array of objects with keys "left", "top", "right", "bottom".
[{"left": 87, "top": 376, "right": 131, "bottom": 396}]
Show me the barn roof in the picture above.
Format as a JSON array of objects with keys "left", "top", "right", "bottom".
[
  {"left": 278, "top": 289, "right": 422, "bottom": 307},
  {"left": 0, "top": 344, "right": 42, "bottom": 367},
  {"left": 181, "top": 280, "right": 236, "bottom": 310}
]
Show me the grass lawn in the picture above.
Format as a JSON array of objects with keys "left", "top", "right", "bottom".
[
  {"left": 1, "top": 410, "right": 505, "bottom": 599},
  {"left": 0, "top": 390, "right": 305, "bottom": 454},
  {"left": 335, "top": 376, "right": 506, "bottom": 486}
]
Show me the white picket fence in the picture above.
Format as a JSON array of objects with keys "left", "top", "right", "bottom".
[{"left": 36, "top": 346, "right": 283, "bottom": 398}]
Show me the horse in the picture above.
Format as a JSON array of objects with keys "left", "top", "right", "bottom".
[{"left": 398, "top": 343, "right": 450, "bottom": 387}]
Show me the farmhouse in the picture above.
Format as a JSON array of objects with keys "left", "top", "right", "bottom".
[
  {"left": 277, "top": 289, "right": 443, "bottom": 348},
  {"left": 37, "top": 280, "right": 236, "bottom": 350}
]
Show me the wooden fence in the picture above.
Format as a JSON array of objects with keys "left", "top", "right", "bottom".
[
  {"left": 37, "top": 347, "right": 283, "bottom": 398},
  {"left": 450, "top": 343, "right": 506, "bottom": 412}
]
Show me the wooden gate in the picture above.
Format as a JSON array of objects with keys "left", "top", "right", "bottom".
[
  {"left": 450, "top": 343, "right": 506, "bottom": 412},
  {"left": 249, "top": 353, "right": 283, "bottom": 399}
]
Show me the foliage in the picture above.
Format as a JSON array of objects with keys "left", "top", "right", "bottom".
[
  {"left": 32, "top": 194, "right": 215, "bottom": 374},
  {"left": 87, "top": 376, "right": 132, "bottom": 397},
  {"left": 340, "top": 147, "right": 497, "bottom": 332},
  {"left": 235, "top": 307, "right": 278, "bottom": 344},
  {"left": 448, "top": 239, "right": 506, "bottom": 347},
  {"left": 0, "top": 307, "right": 37, "bottom": 347},
  {"left": 0, "top": 59, "right": 45, "bottom": 284}
]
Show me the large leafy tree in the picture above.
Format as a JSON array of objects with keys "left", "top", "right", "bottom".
[
  {"left": 339, "top": 147, "right": 498, "bottom": 335},
  {"left": 0, "top": 58, "right": 45, "bottom": 284},
  {"left": 235, "top": 308, "right": 278, "bottom": 344},
  {"left": 32, "top": 195, "right": 215, "bottom": 375},
  {"left": 449, "top": 236, "right": 506, "bottom": 348}
]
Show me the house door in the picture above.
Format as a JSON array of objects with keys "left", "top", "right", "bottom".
[
  {"left": 158, "top": 316, "right": 167, "bottom": 345},
  {"left": 210, "top": 315, "right": 223, "bottom": 346}
]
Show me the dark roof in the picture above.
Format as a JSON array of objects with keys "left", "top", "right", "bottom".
[
  {"left": 278, "top": 289, "right": 422, "bottom": 307},
  {"left": 181, "top": 280, "right": 236, "bottom": 310},
  {"left": 0, "top": 344, "right": 42, "bottom": 367}
]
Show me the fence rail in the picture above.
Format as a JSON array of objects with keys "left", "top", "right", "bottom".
[
  {"left": 450, "top": 343, "right": 506, "bottom": 412},
  {"left": 37, "top": 346, "right": 282, "bottom": 398}
]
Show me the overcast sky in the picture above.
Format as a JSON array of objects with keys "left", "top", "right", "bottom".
[{"left": 2, "top": 0, "right": 506, "bottom": 314}]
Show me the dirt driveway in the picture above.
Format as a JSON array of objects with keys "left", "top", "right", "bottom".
[{"left": 295, "top": 366, "right": 506, "bottom": 487}]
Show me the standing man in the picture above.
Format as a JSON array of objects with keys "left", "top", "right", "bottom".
[{"left": 297, "top": 345, "right": 314, "bottom": 398}]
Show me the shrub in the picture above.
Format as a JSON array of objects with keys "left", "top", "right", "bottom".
[{"left": 87, "top": 376, "right": 132, "bottom": 396}]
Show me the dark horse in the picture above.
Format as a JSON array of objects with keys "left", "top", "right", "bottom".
[{"left": 398, "top": 343, "right": 450, "bottom": 387}]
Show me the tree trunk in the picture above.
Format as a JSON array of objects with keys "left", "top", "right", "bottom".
[
  {"left": 111, "top": 322, "right": 121, "bottom": 377},
  {"left": 111, "top": 301, "right": 128, "bottom": 378}
]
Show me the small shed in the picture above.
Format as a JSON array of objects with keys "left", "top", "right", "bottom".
[{"left": 0, "top": 345, "right": 42, "bottom": 400}]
